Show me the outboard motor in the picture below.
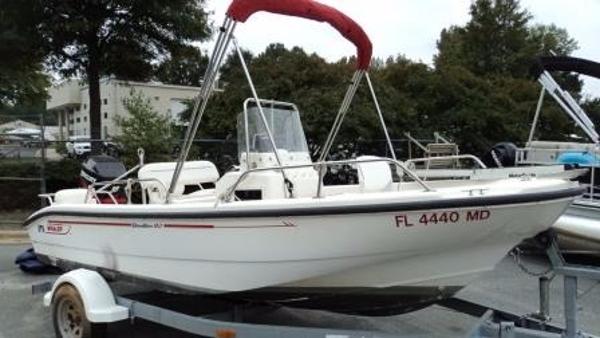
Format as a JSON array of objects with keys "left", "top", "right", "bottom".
[
  {"left": 80, "top": 155, "right": 127, "bottom": 203},
  {"left": 482, "top": 142, "right": 518, "bottom": 168}
]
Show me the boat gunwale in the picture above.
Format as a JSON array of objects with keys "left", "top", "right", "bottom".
[{"left": 23, "top": 186, "right": 584, "bottom": 228}]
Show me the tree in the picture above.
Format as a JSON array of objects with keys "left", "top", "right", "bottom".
[
  {"left": 31, "top": 0, "right": 211, "bottom": 153},
  {"left": 155, "top": 45, "right": 209, "bottom": 87},
  {"left": 583, "top": 98, "right": 600, "bottom": 127},
  {"left": 113, "top": 90, "right": 175, "bottom": 165},
  {"left": 436, "top": 0, "right": 533, "bottom": 77},
  {"left": 428, "top": 0, "right": 587, "bottom": 154},
  {"left": 435, "top": 0, "right": 578, "bottom": 80},
  {"left": 0, "top": 0, "right": 48, "bottom": 108},
  {"left": 528, "top": 24, "right": 578, "bottom": 57}
]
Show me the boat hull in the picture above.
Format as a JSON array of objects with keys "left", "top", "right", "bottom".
[{"left": 25, "top": 185, "right": 578, "bottom": 295}]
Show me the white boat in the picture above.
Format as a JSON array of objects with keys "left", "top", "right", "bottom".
[
  {"left": 401, "top": 132, "right": 584, "bottom": 182},
  {"left": 24, "top": 0, "right": 582, "bottom": 315}
]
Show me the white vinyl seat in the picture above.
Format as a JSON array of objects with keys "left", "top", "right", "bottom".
[
  {"left": 54, "top": 189, "right": 94, "bottom": 204},
  {"left": 356, "top": 156, "right": 393, "bottom": 193},
  {"left": 138, "top": 161, "right": 220, "bottom": 203}
]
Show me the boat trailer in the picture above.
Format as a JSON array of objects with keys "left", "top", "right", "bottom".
[{"left": 34, "top": 234, "right": 600, "bottom": 338}]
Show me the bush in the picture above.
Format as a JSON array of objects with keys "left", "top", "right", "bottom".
[
  {"left": 113, "top": 90, "right": 175, "bottom": 166},
  {"left": 0, "top": 158, "right": 80, "bottom": 211},
  {"left": 55, "top": 140, "right": 68, "bottom": 155}
]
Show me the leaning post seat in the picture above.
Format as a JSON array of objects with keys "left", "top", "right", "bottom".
[
  {"left": 54, "top": 189, "right": 96, "bottom": 204},
  {"left": 355, "top": 156, "right": 393, "bottom": 193},
  {"left": 138, "top": 161, "right": 220, "bottom": 203}
]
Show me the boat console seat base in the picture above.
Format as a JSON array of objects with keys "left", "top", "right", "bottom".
[
  {"left": 356, "top": 156, "right": 393, "bottom": 193},
  {"left": 138, "top": 161, "right": 220, "bottom": 203},
  {"left": 54, "top": 189, "right": 95, "bottom": 204}
]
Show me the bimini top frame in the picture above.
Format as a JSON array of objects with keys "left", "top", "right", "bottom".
[
  {"left": 167, "top": 0, "right": 398, "bottom": 202},
  {"left": 528, "top": 56, "right": 600, "bottom": 145}
]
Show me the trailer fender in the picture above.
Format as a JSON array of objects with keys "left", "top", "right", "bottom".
[{"left": 44, "top": 268, "right": 129, "bottom": 323}]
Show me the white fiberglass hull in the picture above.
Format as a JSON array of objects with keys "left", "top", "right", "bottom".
[
  {"left": 414, "top": 165, "right": 600, "bottom": 254},
  {"left": 25, "top": 179, "right": 578, "bottom": 295}
]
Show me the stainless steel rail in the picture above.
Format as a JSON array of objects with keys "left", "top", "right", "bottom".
[
  {"left": 86, "top": 178, "right": 168, "bottom": 205},
  {"left": 220, "top": 157, "right": 433, "bottom": 202}
]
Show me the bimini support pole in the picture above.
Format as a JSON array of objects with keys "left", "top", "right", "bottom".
[
  {"left": 538, "top": 71, "right": 599, "bottom": 143},
  {"left": 527, "top": 87, "right": 546, "bottom": 145},
  {"left": 318, "top": 70, "right": 365, "bottom": 162},
  {"left": 233, "top": 37, "right": 294, "bottom": 197},
  {"left": 315, "top": 70, "right": 363, "bottom": 198},
  {"left": 365, "top": 72, "right": 396, "bottom": 161},
  {"left": 167, "top": 18, "right": 236, "bottom": 203}
]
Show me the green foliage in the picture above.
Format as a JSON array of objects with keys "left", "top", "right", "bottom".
[
  {"left": 37, "top": 0, "right": 211, "bottom": 79},
  {"left": 436, "top": 0, "right": 533, "bottom": 77},
  {"left": 583, "top": 98, "right": 600, "bottom": 127},
  {"left": 174, "top": 0, "right": 587, "bottom": 159},
  {"left": 435, "top": 0, "right": 578, "bottom": 80},
  {"left": 528, "top": 24, "right": 578, "bottom": 56},
  {"left": 26, "top": 0, "right": 211, "bottom": 152},
  {"left": 1, "top": 0, "right": 589, "bottom": 166},
  {"left": 114, "top": 90, "right": 175, "bottom": 165},
  {"left": 0, "top": 103, "right": 47, "bottom": 125},
  {"left": 155, "top": 46, "right": 209, "bottom": 87},
  {"left": 0, "top": 158, "right": 80, "bottom": 211},
  {"left": 55, "top": 140, "right": 68, "bottom": 155},
  {"left": 428, "top": 0, "right": 584, "bottom": 152},
  {"left": 198, "top": 44, "right": 365, "bottom": 149},
  {"left": 181, "top": 41, "right": 587, "bottom": 159},
  {"left": 0, "top": 0, "right": 49, "bottom": 108}
]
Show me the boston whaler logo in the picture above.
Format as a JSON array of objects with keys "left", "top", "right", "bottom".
[{"left": 39, "top": 222, "right": 71, "bottom": 235}]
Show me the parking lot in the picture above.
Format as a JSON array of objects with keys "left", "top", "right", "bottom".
[{"left": 2, "top": 243, "right": 600, "bottom": 338}]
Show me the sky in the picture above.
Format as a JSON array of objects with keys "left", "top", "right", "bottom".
[{"left": 201, "top": 0, "right": 600, "bottom": 98}]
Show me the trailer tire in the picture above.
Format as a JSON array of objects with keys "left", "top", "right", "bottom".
[{"left": 52, "top": 284, "right": 107, "bottom": 338}]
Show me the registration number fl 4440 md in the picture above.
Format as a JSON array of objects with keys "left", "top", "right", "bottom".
[{"left": 395, "top": 209, "right": 491, "bottom": 227}]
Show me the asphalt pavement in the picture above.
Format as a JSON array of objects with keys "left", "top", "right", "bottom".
[{"left": 1, "top": 244, "right": 600, "bottom": 338}]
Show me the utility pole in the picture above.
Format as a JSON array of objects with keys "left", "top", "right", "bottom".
[{"left": 40, "top": 111, "right": 47, "bottom": 207}]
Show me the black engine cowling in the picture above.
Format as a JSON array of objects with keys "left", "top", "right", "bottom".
[
  {"left": 80, "top": 155, "right": 127, "bottom": 186},
  {"left": 79, "top": 155, "right": 128, "bottom": 204},
  {"left": 482, "top": 142, "right": 518, "bottom": 168}
]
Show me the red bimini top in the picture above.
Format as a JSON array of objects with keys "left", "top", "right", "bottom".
[{"left": 226, "top": 0, "right": 372, "bottom": 70}]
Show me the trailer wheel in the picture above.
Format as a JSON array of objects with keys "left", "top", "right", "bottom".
[{"left": 52, "top": 284, "right": 107, "bottom": 338}]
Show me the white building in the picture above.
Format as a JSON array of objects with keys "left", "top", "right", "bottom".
[{"left": 46, "top": 78, "right": 204, "bottom": 140}]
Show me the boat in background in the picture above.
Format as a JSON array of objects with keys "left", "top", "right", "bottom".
[
  {"left": 24, "top": 0, "right": 582, "bottom": 315},
  {"left": 404, "top": 56, "right": 600, "bottom": 255}
]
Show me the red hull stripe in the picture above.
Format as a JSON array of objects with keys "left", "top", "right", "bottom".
[
  {"left": 164, "top": 224, "right": 214, "bottom": 229},
  {"left": 49, "top": 220, "right": 129, "bottom": 227},
  {"left": 47, "top": 220, "right": 295, "bottom": 229}
]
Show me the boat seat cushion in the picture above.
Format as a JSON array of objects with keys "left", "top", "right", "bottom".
[
  {"left": 54, "top": 189, "right": 94, "bottom": 204},
  {"left": 356, "top": 156, "right": 393, "bottom": 193},
  {"left": 138, "top": 161, "right": 220, "bottom": 202}
]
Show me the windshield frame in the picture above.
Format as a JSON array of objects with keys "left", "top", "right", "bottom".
[{"left": 239, "top": 99, "right": 308, "bottom": 164}]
